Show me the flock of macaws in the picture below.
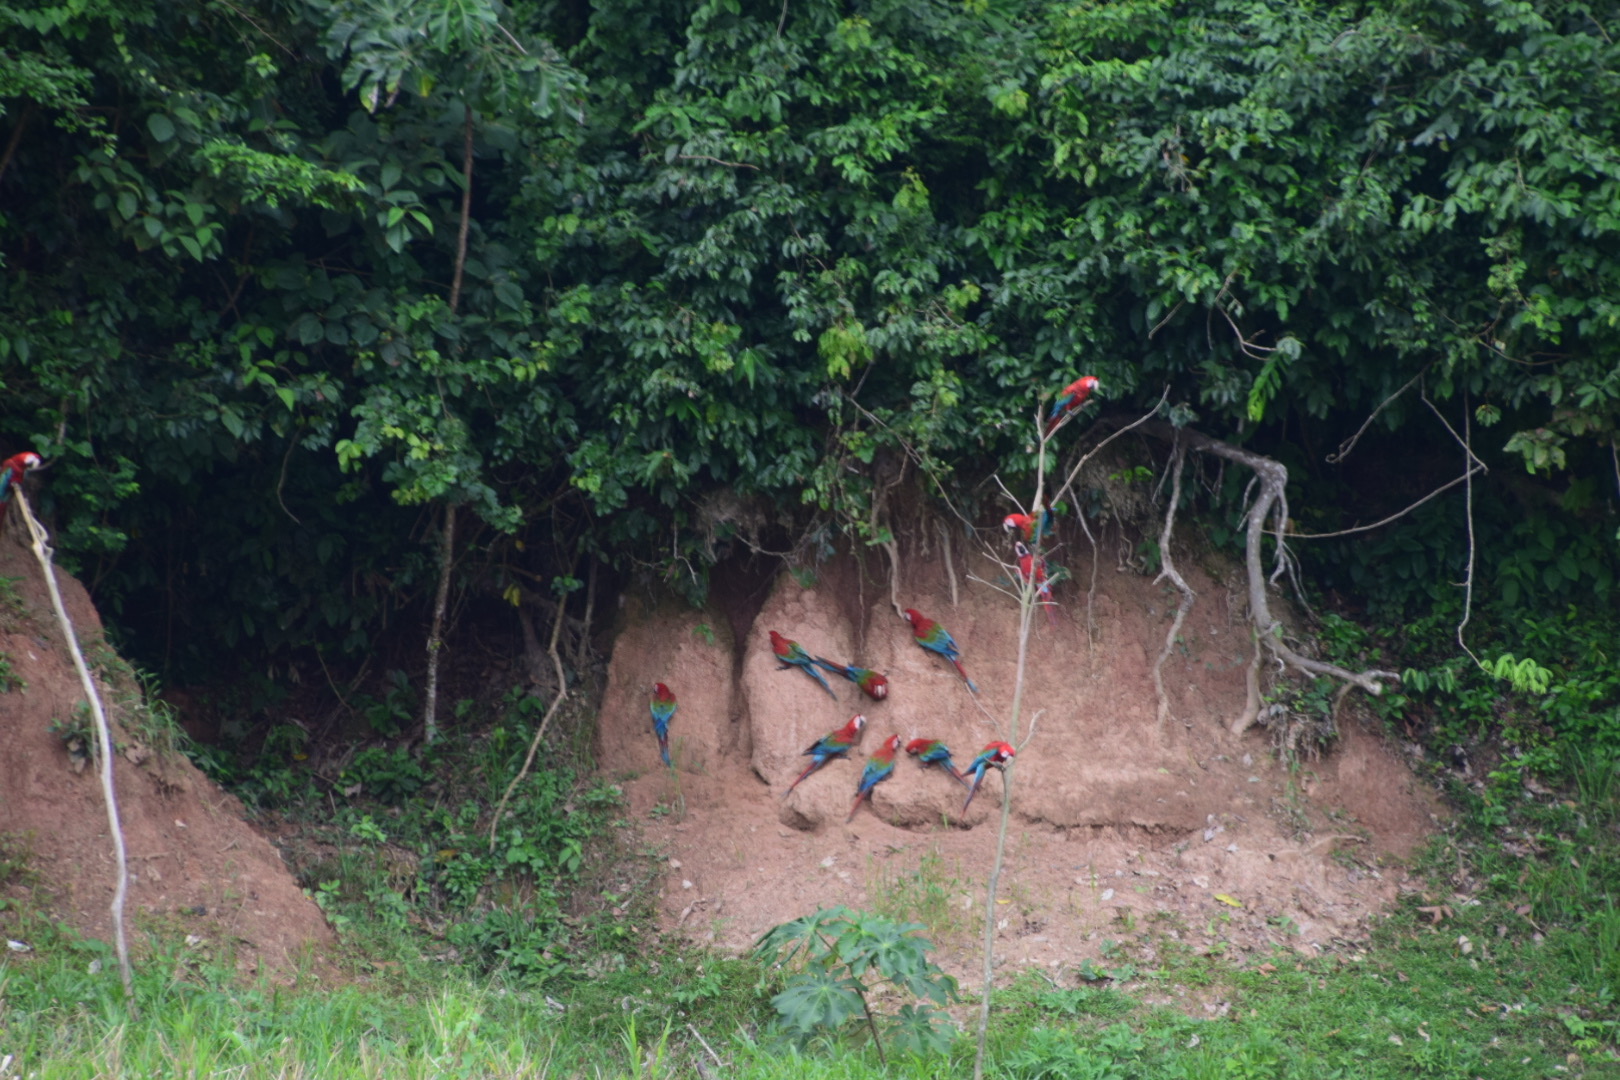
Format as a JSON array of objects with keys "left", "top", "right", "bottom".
[
  {"left": 646, "top": 375, "right": 1102, "bottom": 826},
  {"left": 3, "top": 375, "right": 1102, "bottom": 828}
]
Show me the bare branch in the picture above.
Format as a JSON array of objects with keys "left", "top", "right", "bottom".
[
  {"left": 1421, "top": 388, "right": 1489, "bottom": 472},
  {"left": 1147, "top": 299, "right": 1185, "bottom": 339},
  {"left": 1283, "top": 465, "right": 1484, "bottom": 539},
  {"left": 1327, "top": 369, "right": 1425, "bottom": 463},
  {"left": 1047, "top": 388, "right": 1170, "bottom": 514}
]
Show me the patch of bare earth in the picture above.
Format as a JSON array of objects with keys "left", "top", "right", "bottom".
[
  {"left": 0, "top": 532, "right": 332, "bottom": 980},
  {"left": 597, "top": 542, "right": 1441, "bottom": 993}
]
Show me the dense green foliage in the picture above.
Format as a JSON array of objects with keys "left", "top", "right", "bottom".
[{"left": 2, "top": 0, "right": 1618, "bottom": 758}]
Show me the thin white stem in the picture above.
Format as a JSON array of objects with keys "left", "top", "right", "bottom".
[
  {"left": 489, "top": 590, "right": 568, "bottom": 851},
  {"left": 1455, "top": 401, "right": 1483, "bottom": 669},
  {"left": 17, "top": 490, "right": 135, "bottom": 1005}
]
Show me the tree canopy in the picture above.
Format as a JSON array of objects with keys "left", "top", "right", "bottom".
[{"left": 2, "top": 0, "right": 1617, "bottom": 701}]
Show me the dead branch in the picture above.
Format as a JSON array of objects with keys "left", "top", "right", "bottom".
[
  {"left": 1151, "top": 443, "right": 1197, "bottom": 731},
  {"left": 16, "top": 490, "right": 136, "bottom": 1005},
  {"left": 1047, "top": 388, "right": 1170, "bottom": 514},
  {"left": 1283, "top": 466, "right": 1483, "bottom": 539},
  {"left": 1136, "top": 421, "right": 1400, "bottom": 700},
  {"left": 1328, "top": 369, "right": 1426, "bottom": 463},
  {"left": 489, "top": 590, "right": 569, "bottom": 851}
]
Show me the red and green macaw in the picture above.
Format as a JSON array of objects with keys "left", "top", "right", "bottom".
[
  {"left": 962, "top": 741, "right": 1016, "bottom": 812},
  {"left": 902, "top": 608, "right": 978, "bottom": 693},
  {"left": 1015, "top": 541, "right": 1059, "bottom": 626},
  {"left": 1002, "top": 509, "right": 1054, "bottom": 545},
  {"left": 650, "top": 683, "right": 677, "bottom": 768},
  {"left": 769, "top": 630, "right": 838, "bottom": 700},
  {"left": 812, "top": 657, "right": 889, "bottom": 700},
  {"left": 847, "top": 734, "right": 902, "bottom": 823},
  {"left": 905, "top": 738, "right": 967, "bottom": 786},
  {"left": 1044, "top": 375, "right": 1101, "bottom": 436},
  {"left": 785, "top": 714, "right": 867, "bottom": 795},
  {"left": 0, "top": 451, "right": 42, "bottom": 536}
]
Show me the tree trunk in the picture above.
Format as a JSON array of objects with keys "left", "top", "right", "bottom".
[
  {"left": 422, "top": 101, "right": 476, "bottom": 745},
  {"left": 421, "top": 502, "right": 457, "bottom": 746}
]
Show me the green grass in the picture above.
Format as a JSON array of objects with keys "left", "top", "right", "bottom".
[{"left": 4, "top": 725, "right": 1616, "bottom": 1078}]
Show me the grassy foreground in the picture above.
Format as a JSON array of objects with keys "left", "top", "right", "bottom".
[{"left": 4, "top": 762, "right": 1618, "bottom": 1080}]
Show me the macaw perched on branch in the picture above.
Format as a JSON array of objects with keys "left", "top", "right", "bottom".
[
  {"left": 1044, "top": 375, "right": 1101, "bottom": 436},
  {"left": 0, "top": 451, "right": 42, "bottom": 536},
  {"left": 848, "top": 734, "right": 901, "bottom": 823},
  {"left": 769, "top": 630, "right": 838, "bottom": 700},
  {"left": 1015, "top": 541, "right": 1059, "bottom": 626},
  {"left": 962, "top": 741, "right": 1016, "bottom": 813},
  {"left": 905, "top": 738, "right": 967, "bottom": 786},
  {"left": 785, "top": 714, "right": 867, "bottom": 796},
  {"left": 650, "top": 683, "right": 677, "bottom": 768},
  {"left": 812, "top": 657, "right": 889, "bottom": 700},
  {"left": 902, "top": 608, "right": 978, "bottom": 693},
  {"left": 1001, "top": 509, "right": 1054, "bottom": 546}
]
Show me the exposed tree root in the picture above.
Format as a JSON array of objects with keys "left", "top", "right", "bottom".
[
  {"left": 939, "top": 520, "right": 959, "bottom": 607},
  {"left": 1232, "top": 626, "right": 1263, "bottom": 735},
  {"left": 1137, "top": 421, "right": 1400, "bottom": 705},
  {"left": 1151, "top": 442, "right": 1197, "bottom": 732}
]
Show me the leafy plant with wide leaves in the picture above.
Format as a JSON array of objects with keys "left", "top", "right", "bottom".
[{"left": 753, "top": 905, "right": 958, "bottom": 1061}]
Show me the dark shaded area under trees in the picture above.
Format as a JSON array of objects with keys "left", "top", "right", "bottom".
[{"left": 2, "top": 0, "right": 1618, "bottom": 763}]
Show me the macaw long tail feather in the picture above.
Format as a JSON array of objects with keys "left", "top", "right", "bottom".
[
  {"left": 658, "top": 735, "right": 671, "bottom": 768},
  {"left": 951, "top": 658, "right": 979, "bottom": 693},
  {"left": 785, "top": 759, "right": 821, "bottom": 796},
  {"left": 962, "top": 778, "right": 983, "bottom": 813},
  {"left": 847, "top": 792, "right": 868, "bottom": 824},
  {"left": 811, "top": 656, "right": 847, "bottom": 676},
  {"left": 804, "top": 663, "right": 838, "bottom": 700}
]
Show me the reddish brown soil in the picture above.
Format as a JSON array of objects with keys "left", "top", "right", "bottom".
[
  {"left": 598, "top": 539, "right": 1442, "bottom": 990},
  {"left": 0, "top": 532, "right": 331, "bottom": 979}
]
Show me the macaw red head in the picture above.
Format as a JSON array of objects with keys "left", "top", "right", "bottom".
[
  {"left": 769, "top": 629, "right": 786, "bottom": 646},
  {"left": 653, "top": 682, "right": 672, "bottom": 699},
  {"left": 1078, "top": 375, "right": 1100, "bottom": 396},
  {"left": 1014, "top": 541, "right": 1030, "bottom": 558},
  {"left": 3, "top": 451, "right": 41, "bottom": 478},
  {"left": 902, "top": 609, "right": 920, "bottom": 626},
  {"left": 879, "top": 734, "right": 901, "bottom": 754},
  {"left": 847, "top": 714, "right": 867, "bottom": 737},
  {"left": 1001, "top": 514, "right": 1023, "bottom": 533},
  {"left": 988, "top": 741, "right": 1016, "bottom": 763},
  {"left": 904, "top": 738, "right": 932, "bottom": 756},
  {"left": 866, "top": 672, "right": 889, "bottom": 700}
]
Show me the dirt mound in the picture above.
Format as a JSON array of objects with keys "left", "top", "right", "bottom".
[
  {"left": 0, "top": 532, "right": 331, "bottom": 978},
  {"left": 598, "top": 537, "right": 1440, "bottom": 987}
]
